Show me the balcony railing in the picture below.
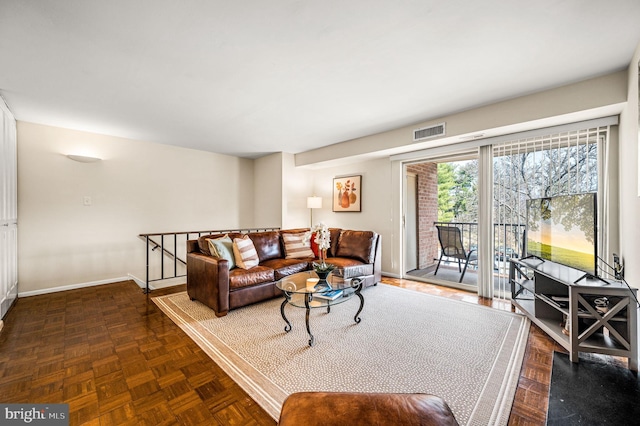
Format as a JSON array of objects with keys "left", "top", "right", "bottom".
[
  {"left": 434, "top": 222, "right": 527, "bottom": 257},
  {"left": 433, "top": 221, "right": 526, "bottom": 261},
  {"left": 432, "top": 221, "right": 526, "bottom": 298}
]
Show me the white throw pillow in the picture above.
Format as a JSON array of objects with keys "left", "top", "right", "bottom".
[
  {"left": 282, "top": 233, "right": 314, "bottom": 259},
  {"left": 233, "top": 235, "right": 260, "bottom": 269}
]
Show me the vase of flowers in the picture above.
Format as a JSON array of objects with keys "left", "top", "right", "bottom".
[{"left": 304, "top": 222, "right": 335, "bottom": 287}]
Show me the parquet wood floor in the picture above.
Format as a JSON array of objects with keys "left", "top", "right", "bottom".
[{"left": 0, "top": 277, "right": 566, "bottom": 425}]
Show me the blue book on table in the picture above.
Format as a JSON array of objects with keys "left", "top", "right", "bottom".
[{"left": 314, "top": 289, "right": 343, "bottom": 300}]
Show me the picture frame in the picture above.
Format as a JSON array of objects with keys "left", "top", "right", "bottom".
[{"left": 333, "top": 175, "right": 361, "bottom": 212}]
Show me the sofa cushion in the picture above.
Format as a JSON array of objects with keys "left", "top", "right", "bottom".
[
  {"left": 208, "top": 235, "right": 236, "bottom": 269},
  {"left": 229, "top": 266, "right": 275, "bottom": 289},
  {"left": 282, "top": 232, "right": 314, "bottom": 259},
  {"left": 326, "top": 257, "right": 375, "bottom": 279},
  {"left": 233, "top": 235, "right": 260, "bottom": 269},
  {"left": 198, "top": 232, "right": 243, "bottom": 255},
  {"left": 198, "top": 233, "right": 226, "bottom": 255},
  {"left": 335, "top": 230, "right": 377, "bottom": 264},
  {"left": 328, "top": 228, "right": 342, "bottom": 257},
  {"left": 309, "top": 233, "right": 320, "bottom": 257},
  {"left": 261, "top": 258, "right": 311, "bottom": 280},
  {"left": 248, "top": 231, "right": 282, "bottom": 262}
]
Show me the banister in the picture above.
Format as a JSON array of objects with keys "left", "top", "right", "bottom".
[
  {"left": 140, "top": 227, "right": 280, "bottom": 294},
  {"left": 141, "top": 236, "right": 187, "bottom": 265}
]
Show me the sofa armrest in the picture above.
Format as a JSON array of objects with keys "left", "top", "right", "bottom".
[
  {"left": 186, "top": 239, "right": 199, "bottom": 254},
  {"left": 279, "top": 392, "right": 458, "bottom": 426},
  {"left": 373, "top": 234, "right": 382, "bottom": 283},
  {"left": 187, "top": 252, "right": 230, "bottom": 317}
]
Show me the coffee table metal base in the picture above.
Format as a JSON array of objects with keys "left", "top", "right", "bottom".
[{"left": 280, "top": 278, "right": 363, "bottom": 346}]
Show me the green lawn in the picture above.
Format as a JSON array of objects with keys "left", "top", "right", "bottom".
[{"left": 527, "top": 241, "right": 595, "bottom": 273}]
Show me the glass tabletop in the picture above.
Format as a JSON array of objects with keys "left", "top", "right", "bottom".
[
  {"left": 276, "top": 270, "right": 362, "bottom": 310},
  {"left": 276, "top": 270, "right": 353, "bottom": 294}
]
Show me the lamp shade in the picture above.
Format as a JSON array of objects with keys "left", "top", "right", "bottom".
[{"left": 307, "top": 196, "right": 322, "bottom": 209}]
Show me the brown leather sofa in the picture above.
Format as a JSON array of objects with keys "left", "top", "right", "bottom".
[
  {"left": 186, "top": 228, "right": 381, "bottom": 317},
  {"left": 278, "top": 392, "right": 459, "bottom": 426}
]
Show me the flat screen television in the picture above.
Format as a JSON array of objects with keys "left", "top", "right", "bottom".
[{"left": 525, "top": 193, "right": 597, "bottom": 276}]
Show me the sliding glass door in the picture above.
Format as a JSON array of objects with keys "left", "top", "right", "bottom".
[
  {"left": 492, "top": 125, "right": 607, "bottom": 298},
  {"left": 400, "top": 119, "right": 615, "bottom": 299},
  {"left": 403, "top": 155, "right": 479, "bottom": 290}
]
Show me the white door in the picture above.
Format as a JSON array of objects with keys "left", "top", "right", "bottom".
[
  {"left": 0, "top": 99, "right": 18, "bottom": 319},
  {"left": 405, "top": 173, "right": 418, "bottom": 272}
]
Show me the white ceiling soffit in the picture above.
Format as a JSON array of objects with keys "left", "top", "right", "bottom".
[
  {"left": 1, "top": 1, "right": 639, "bottom": 159},
  {"left": 390, "top": 116, "right": 620, "bottom": 163}
]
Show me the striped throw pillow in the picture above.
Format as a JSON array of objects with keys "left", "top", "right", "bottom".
[
  {"left": 233, "top": 235, "right": 260, "bottom": 269},
  {"left": 282, "top": 233, "right": 314, "bottom": 259}
]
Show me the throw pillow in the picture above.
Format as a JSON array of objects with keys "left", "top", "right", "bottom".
[
  {"left": 283, "top": 233, "right": 315, "bottom": 259},
  {"left": 207, "top": 235, "right": 236, "bottom": 269},
  {"left": 309, "top": 232, "right": 320, "bottom": 257},
  {"left": 233, "top": 235, "right": 260, "bottom": 269}
]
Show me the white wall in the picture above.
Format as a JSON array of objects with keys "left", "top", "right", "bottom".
[
  {"left": 253, "top": 152, "right": 312, "bottom": 229},
  {"left": 300, "top": 157, "right": 395, "bottom": 273},
  {"left": 281, "top": 153, "right": 312, "bottom": 229},
  {"left": 17, "top": 122, "right": 254, "bottom": 294},
  {"left": 254, "top": 153, "right": 283, "bottom": 228},
  {"left": 619, "top": 41, "right": 640, "bottom": 287}
]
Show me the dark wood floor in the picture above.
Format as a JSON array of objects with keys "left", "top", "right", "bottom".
[{"left": 0, "top": 277, "right": 567, "bottom": 425}]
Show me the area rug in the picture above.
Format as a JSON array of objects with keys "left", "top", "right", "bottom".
[
  {"left": 547, "top": 351, "right": 640, "bottom": 425},
  {"left": 153, "top": 284, "right": 530, "bottom": 425}
]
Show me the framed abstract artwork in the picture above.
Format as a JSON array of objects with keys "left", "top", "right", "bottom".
[{"left": 333, "top": 175, "right": 361, "bottom": 212}]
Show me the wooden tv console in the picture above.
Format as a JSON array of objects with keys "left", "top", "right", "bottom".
[{"left": 509, "top": 258, "right": 638, "bottom": 371}]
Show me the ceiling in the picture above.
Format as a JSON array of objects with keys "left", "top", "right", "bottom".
[{"left": 1, "top": 1, "right": 639, "bottom": 159}]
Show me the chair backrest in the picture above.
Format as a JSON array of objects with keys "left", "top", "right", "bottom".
[{"left": 436, "top": 225, "right": 466, "bottom": 258}]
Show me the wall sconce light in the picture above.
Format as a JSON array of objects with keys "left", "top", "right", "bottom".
[
  {"left": 307, "top": 196, "right": 322, "bottom": 227},
  {"left": 67, "top": 154, "right": 102, "bottom": 163}
]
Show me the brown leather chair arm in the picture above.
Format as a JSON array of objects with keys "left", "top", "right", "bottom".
[
  {"left": 278, "top": 392, "right": 458, "bottom": 426},
  {"left": 187, "top": 252, "right": 230, "bottom": 317},
  {"left": 186, "top": 239, "right": 199, "bottom": 254}
]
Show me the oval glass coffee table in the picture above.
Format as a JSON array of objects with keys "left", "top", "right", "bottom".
[{"left": 276, "top": 270, "right": 364, "bottom": 346}]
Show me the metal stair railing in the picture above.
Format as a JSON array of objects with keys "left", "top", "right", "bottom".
[{"left": 139, "top": 227, "right": 280, "bottom": 294}]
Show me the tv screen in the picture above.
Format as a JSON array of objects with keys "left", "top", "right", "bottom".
[{"left": 526, "top": 193, "right": 597, "bottom": 276}]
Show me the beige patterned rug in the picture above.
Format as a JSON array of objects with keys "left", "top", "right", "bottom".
[{"left": 153, "top": 284, "right": 529, "bottom": 425}]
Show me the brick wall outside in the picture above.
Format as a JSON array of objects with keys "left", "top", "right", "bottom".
[{"left": 407, "top": 163, "right": 438, "bottom": 270}]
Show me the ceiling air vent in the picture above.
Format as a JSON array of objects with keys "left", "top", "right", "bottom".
[{"left": 413, "top": 123, "right": 445, "bottom": 142}]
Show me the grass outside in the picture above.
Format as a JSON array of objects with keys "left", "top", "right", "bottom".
[{"left": 527, "top": 241, "right": 595, "bottom": 273}]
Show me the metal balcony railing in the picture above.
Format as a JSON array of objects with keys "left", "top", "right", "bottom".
[
  {"left": 433, "top": 221, "right": 526, "bottom": 261},
  {"left": 432, "top": 221, "right": 526, "bottom": 298}
]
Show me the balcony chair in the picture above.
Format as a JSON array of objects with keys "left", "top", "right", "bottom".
[{"left": 434, "top": 225, "right": 477, "bottom": 283}]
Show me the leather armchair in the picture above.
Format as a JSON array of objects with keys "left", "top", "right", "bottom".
[{"left": 278, "top": 392, "right": 459, "bottom": 426}]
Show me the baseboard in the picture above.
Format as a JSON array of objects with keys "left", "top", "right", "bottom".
[
  {"left": 127, "top": 273, "right": 147, "bottom": 289},
  {"left": 382, "top": 271, "right": 401, "bottom": 278},
  {"left": 18, "top": 276, "right": 131, "bottom": 297},
  {"left": 17, "top": 275, "right": 187, "bottom": 298},
  {"left": 127, "top": 274, "right": 186, "bottom": 291}
]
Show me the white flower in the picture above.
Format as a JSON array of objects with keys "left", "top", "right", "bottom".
[{"left": 305, "top": 222, "right": 331, "bottom": 250}]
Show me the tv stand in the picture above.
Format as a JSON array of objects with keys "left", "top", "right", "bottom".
[
  {"left": 521, "top": 254, "right": 545, "bottom": 262},
  {"left": 509, "top": 258, "right": 637, "bottom": 371},
  {"left": 573, "top": 272, "right": 610, "bottom": 285}
]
